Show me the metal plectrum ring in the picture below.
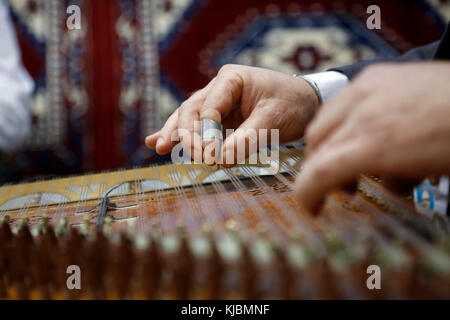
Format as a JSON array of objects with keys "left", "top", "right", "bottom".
[{"left": 201, "top": 117, "right": 223, "bottom": 141}]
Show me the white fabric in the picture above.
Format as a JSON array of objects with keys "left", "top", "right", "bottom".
[
  {"left": 303, "top": 71, "right": 348, "bottom": 103},
  {"left": 435, "top": 177, "right": 449, "bottom": 216},
  {"left": 0, "top": 0, "right": 33, "bottom": 152}
]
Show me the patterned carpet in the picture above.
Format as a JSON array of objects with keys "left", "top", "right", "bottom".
[{"left": 6, "top": 0, "right": 450, "bottom": 177}]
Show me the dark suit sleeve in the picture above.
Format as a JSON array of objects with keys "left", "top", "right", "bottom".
[{"left": 329, "top": 41, "right": 440, "bottom": 79}]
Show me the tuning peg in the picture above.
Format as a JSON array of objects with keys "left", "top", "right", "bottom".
[
  {"left": 103, "top": 216, "right": 113, "bottom": 235},
  {"left": 55, "top": 216, "right": 68, "bottom": 237},
  {"left": 0, "top": 214, "right": 10, "bottom": 224},
  {"left": 37, "top": 215, "right": 49, "bottom": 235}
]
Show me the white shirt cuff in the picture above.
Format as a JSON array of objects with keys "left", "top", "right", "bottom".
[{"left": 303, "top": 71, "right": 349, "bottom": 103}]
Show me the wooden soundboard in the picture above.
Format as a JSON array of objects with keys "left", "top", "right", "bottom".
[{"left": 0, "top": 144, "right": 448, "bottom": 299}]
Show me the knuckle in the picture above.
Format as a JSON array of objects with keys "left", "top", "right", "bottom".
[
  {"left": 218, "top": 65, "right": 243, "bottom": 85},
  {"left": 190, "top": 88, "right": 205, "bottom": 101},
  {"left": 353, "top": 106, "right": 375, "bottom": 123},
  {"left": 177, "top": 127, "right": 189, "bottom": 139},
  {"left": 353, "top": 103, "right": 384, "bottom": 127},
  {"left": 224, "top": 75, "right": 243, "bottom": 99},
  {"left": 178, "top": 101, "right": 189, "bottom": 114},
  {"left": 366, "top": 119, "right": 394, "bottom": 144},
  {"left": 352, "top": 78, "right": 375, "bottom": 96},
  {"left": 218, "top": 64, "right": 236, "bottom": 74},
  {"left": 335, "top": 150, "right": 357, "bottom": 166},
  {"left": 215, "top": 70, "right": 244, "bottom": 101},
  {"left": 189, "top": 89, "right": 200, "bottom": 98}
]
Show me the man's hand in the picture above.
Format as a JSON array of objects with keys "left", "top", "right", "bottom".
[
  {"left": 295, "top": 62, "right": 450, "bottom": 214},
  {"left": 145, "top": 65, "right": 319, "bottom": 165}
]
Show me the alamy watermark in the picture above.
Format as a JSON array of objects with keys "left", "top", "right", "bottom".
[
  {"left": 367, "top": 5, "right": 381, "bottom": 30},
  {"left": 366, "top": 264, "right": 381, "bottom": 290},
  {"left": 64, "top": 5, "right": 380, "bottom": 31},
  {"left": 170, "top": 122, "right": 280, "bottom": 173},
  {"left": 66, "top": 264, "right": 81, "bottom": 290},
  {"left": 66, "top": 5, "right": 81, "bottom": 30},
  {"left": 63, "top": 264, "right": 380, "bottom": 292}
]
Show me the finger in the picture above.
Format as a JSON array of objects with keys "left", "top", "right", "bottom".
[
  {"left": 176, "top": 79, "right": 221, "bottom": 162},
  {"left": 294, "top": 140, "right": 370, "bottom": 215},
  {"left": 199, "top": 66, "right": 245, "bottom": 165},
  {"left": 305, "top": 84, "right": 360, "bottom": 154},
  {"left": 178, "top": 98, "right": 204, "bottom": 163},
  {"left": 203, "top": 139, "right": 222, "bottom": 165},
  {"left": 145, "top": 132, "right": 159, "bottom": 149},
  {"left": 201, "top": 109, "right": 223, "bottom": 159},
  {"left": 307, "top": 115, "right": 358, "bottom": 158},
  {"left": 201, "top": 108, "right": 222, "bottom": 123},
  {"left": 220, "top": 108, "right": 272, "bottom": 167},
  {"left": 145, "top": 110, "right": 179, "bottom": 154}
]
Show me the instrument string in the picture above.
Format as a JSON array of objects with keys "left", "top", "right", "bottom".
[
  {"left": 276, "top": 153, "right": 334, "bottom": 247},
  {"left": 241, "top": 165, "right": 324, "bottom": 250},
  {"left": 151, "top": 165, "right": 176, "bottom": 236},
  {"left": 147, "top": 165, "right": 163, "bottom": 233},
  {"left": 105, "top": 169, "right": 123, "bottom": 232},
  {"left": 95, "top": 171, "right": 110, "bottom": 229},
  {"left": 203, "top": 166, "right": 255, "bottom": 241},
  {"left": 327, "top": 203, "right": 389, "bottom": 248},
  {"left": 116, "top": 169, "right": 128, "bottom": 205},
  {"left": 279, "top": 146, "right": 304, "bottom": 176},
  {"left": 42, "top": 178, "right": 69, "bottom": 229},
  {"left": 221, "top": 167, "right": 285, "bottom": 244},
  {"left": 129, "top": 167, "right": 140, "bottom": 234},
  {"left": 13, "top": 177, "right": 43, "bottom": 224},
  {"left": 0, "top": 182, "right": 28, "bottom": 224},
  {"left": 73, "top": 173, "right": 94, "bottom": 219},
  {"left": 61, "top": 175, "right": 86, "bottom": 224},
  {"left": 101, "top": 169, "right": 126, "bottom": 232},
  {"left": 133, "top": 168, "right": 145, "bottom": 235},
  {"left": 337, "top": 203, "right": 431, "bottom": 268},
  {"left": 278, "top": 158, "right": 298, "bottom": 179},
  {"left": 363, "top": 201, "right": 434, "bottom": 253},
  {"left": 280, "top": 145, "right": 303, "bottom": 162},
  {"left": 51, "top": 177, "right": 75, "bottom": 229},
  {"left": 183, "top": 164, "right": 227, "bottom": 237},
  {"left": 27, "top": 177, "right": 60, "bottom": 229},
  {"left": 239, "top": 165, "right": 291, "bottom": 233},
  {"left": 166, "top": 165, "right": 198, "bottom": 234}
]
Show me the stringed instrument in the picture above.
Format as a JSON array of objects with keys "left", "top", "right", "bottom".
[{"left": 0, "top": 143, "right": 449, "bottom": 299}]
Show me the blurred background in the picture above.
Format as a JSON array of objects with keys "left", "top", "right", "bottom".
[{"left": 3, "top": 0, "right": 450, "bottom": 181}]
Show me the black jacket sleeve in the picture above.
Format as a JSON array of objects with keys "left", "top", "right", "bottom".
[
  {"left": 330, "top": 22, "right": 450, "bottom": 79},
  {"left": 329, "top": 41, "right": 439, "bottom": 80}
]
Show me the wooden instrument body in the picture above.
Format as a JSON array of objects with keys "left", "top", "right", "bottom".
[{"left": 0, "top": 145, "right": 448, "bottom": 299}]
